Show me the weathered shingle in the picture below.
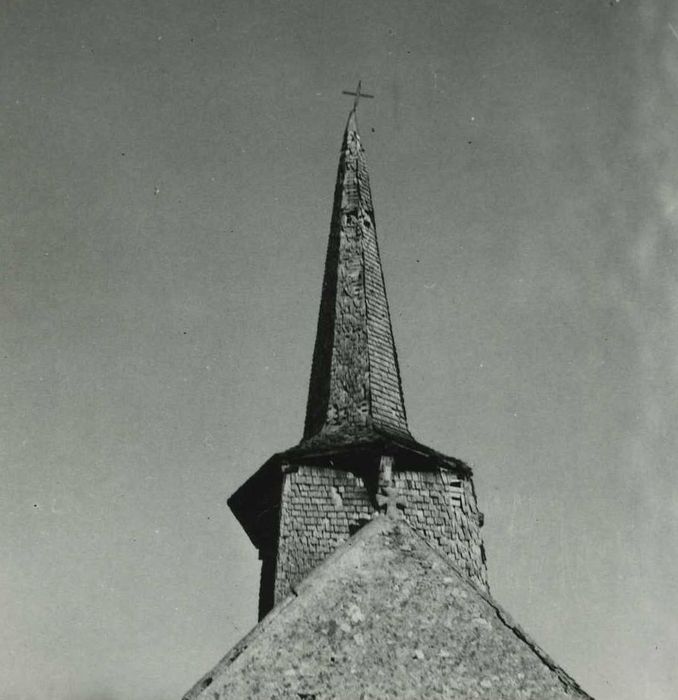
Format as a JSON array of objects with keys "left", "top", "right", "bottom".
[{"left": 304, "top": 109, "right": 410, "bottom": 442}]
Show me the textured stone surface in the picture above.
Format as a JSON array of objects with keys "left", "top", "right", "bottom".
[
  {"left": 304, "top": 109, "right": 409, "bottom": 441},
  {"left": 271, "top": 464, "right": 487, "bottom": 608},
  {"left": 183, "top": 518, "right": 592, "bottom": 700}
]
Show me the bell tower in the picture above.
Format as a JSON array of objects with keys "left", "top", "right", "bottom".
[{"left": 228, "top": 90, "right": 487, "bottom": 619}]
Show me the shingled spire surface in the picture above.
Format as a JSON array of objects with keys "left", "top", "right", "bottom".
[{"left": 303, "top": 109, "right": 410, "bottom": 443}]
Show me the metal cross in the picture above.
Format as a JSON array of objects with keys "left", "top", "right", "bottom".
[{"left": 342, "top": 80, "right": 374, "bottom": 111}]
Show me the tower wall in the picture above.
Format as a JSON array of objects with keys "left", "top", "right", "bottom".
[{"left": 265, "top": 463, "right": 487, "bottom": 617}]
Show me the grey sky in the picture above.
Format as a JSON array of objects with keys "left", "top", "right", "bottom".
[{"left": 2, "top": 1, "right": 677, "bottom": 698}]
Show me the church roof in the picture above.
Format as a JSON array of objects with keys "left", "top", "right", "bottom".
[
  {"left": 303, "top": 108, "right": 410, "bottom": 444},
  {"left": 183, "top": 516, "right": 592, "bottom": 700}
]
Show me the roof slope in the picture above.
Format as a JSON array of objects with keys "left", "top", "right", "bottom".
[
  {"left": 183, "top": 517, "right": 592, "bottom": 700},
  {"left": 303, "top": 109, "right": 410, "bottom": 443}
]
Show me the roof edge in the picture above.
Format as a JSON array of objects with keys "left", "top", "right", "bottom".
[{"left": 182, "top": 516, "right": 593, "bottom": 700}]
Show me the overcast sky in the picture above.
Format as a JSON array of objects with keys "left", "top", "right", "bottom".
[{"left": 2, "top": 1, "right": 677, "bottom": 698}]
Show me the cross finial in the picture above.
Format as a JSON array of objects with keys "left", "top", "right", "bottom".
[
  {"left": 342, "top": 80, "right": 374, "bottom": 112},
  {"left": 375, "top": 455, "right": 406, "bottom": 518},
  {"left": 376, "top": 485, "right": 406, "bottom": 519}
]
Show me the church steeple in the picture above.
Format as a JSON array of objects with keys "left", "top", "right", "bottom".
[
  {"left": 227, "top": 96, "right": 487, "bottom": 621},
  {"left": 303, "top": 107, "right": 410, "bottom": 442},
  {"left": 186, "top": 92, "right": 592, "bottom": 700}
]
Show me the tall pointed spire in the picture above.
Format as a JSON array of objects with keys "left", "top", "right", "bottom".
[{"left": 303, "top": 108, "right": 410, "bottom": 442}]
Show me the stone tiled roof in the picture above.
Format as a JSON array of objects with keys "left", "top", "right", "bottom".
[
  {"left": 183, "top": 517, "right": 593, "bottom": 700},
  {"left": 303, "top": 109, "right": 410, "bottom": 442}
]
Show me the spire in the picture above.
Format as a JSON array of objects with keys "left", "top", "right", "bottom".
[{"left": 303, "top": 107, "right": 410, "bottom": 442}]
